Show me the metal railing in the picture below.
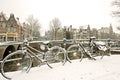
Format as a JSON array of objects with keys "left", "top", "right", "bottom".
[{"left": 0, "top": 39, "right": 119, "bottom": 62}]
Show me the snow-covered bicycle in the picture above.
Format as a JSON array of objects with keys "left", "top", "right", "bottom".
[
  {"left": 88, "top": 37, "right": 111, "bottom": 59},
  {"left": 1, "top": 39, "right": 66, "bottom": 79},
  {"left": 67, "top": 40, "right": 95, "bottom": 62}
]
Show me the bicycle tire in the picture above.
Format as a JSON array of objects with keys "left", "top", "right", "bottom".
[
  {"left": 1, "top": 50, "right": 32, "bottom": 79},
  {"left": 90, "top": 46, "right": 106, "bottom": 59},
  {"left": 67, "top": 44, "right": 84, "bottom": 62},
  {"left": 100, "top": 46, "right": 111, "bottom": 59},
  {"left": 45, "top": 46, "right": 66, "bottom": 67}
]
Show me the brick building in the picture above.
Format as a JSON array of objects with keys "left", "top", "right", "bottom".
[{"left": 0, "top": 12, "right": 21, "bottom": 42}]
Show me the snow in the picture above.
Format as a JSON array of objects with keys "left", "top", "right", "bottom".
[
  {"left": 1, "top": 55, "right": 120, "bottom": 80},
  {"left": 96, "top": 41, "right": 106, "bottom": 46}
]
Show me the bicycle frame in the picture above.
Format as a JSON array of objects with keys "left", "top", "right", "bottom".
[
  {"left": 67, "top": 40, "right": 96, "bottom": 62},
  {"left": 0, "top": 40, "right": 53, "bottom": 79},
  {"left": 75, "top": 40, "right": 95, "bottom": 60},
  {"left": 23, "top": 40, "right": 53, "bottom": 69}
]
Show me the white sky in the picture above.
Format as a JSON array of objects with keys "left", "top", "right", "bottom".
[{"left": 0, "top": 0, "right": 116, "bottom": 35}]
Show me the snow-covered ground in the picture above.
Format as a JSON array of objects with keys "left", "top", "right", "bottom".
[{"left": 1, "top": 55, "right": 120, "bottom": 80}]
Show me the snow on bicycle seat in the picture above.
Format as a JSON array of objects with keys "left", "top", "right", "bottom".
[
  {"left": 41, "top": 41, "right": 50, "bottom": 45},
  {"left": 96, "top": 41, "right": 106, "bottom": 46}
]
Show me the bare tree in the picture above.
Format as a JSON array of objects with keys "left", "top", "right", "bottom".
[
  {"left": 49, "top": 17, "right": 62, "bottom": 40},
  {"left": 112, "top": 0, "right": 120, "bottom": 16},
  {"left": 26, "top": 15, "right": 41, "bottom": 38},
  {"left": 112, "top": 0, "right": 120, "bottom": 30}
]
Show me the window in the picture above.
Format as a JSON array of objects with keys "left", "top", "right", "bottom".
[
  {"left": 2, "top": 22, "right": 6, "bottom": 28},
  {"left": 0, "top": 18, "right": 3, "bottom": 21},
  {"left": 8, "top": 27, "right": 10, "bottom": 32},
  {"left": 14, "top": 28, "right": 16, "bottom": 32}
]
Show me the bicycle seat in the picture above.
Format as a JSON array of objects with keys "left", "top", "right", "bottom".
[
  {"left": 90, "top": 36, "right": 96, "bottom": 39},
  {"left": 41, "top": 41, "right": 50, "bottom": 45},
  {"left": 96, "top": 41, "right": 106, "bottom": 46}
]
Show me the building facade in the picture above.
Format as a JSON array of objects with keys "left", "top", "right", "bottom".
[{"left": 0, "top": 12, "right": 21, "bottom": 42}]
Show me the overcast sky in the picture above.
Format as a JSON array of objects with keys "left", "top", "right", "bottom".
[{"left": 0, "top": 0, "right": 116, "bottom": 35}]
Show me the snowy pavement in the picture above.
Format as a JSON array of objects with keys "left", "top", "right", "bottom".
[{"left": 1, "top": 55, "right": 120, "bottom": 80}]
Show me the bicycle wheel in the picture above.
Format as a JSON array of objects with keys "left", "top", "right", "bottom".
[
  {"left": 45, "top": 46, "right": 66, "bottom": 67},
  {"left": 67, "top": 44, "right": 84, "bottom": 62},
  {"left": 1, "top": 50, "right": 32, "bottom": 79},
  {"left": 90, "top": 45, "right": 106, "bottom": 59},
  {"left": 100, "top": 46, "right": 111, "bottom": 59}
]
